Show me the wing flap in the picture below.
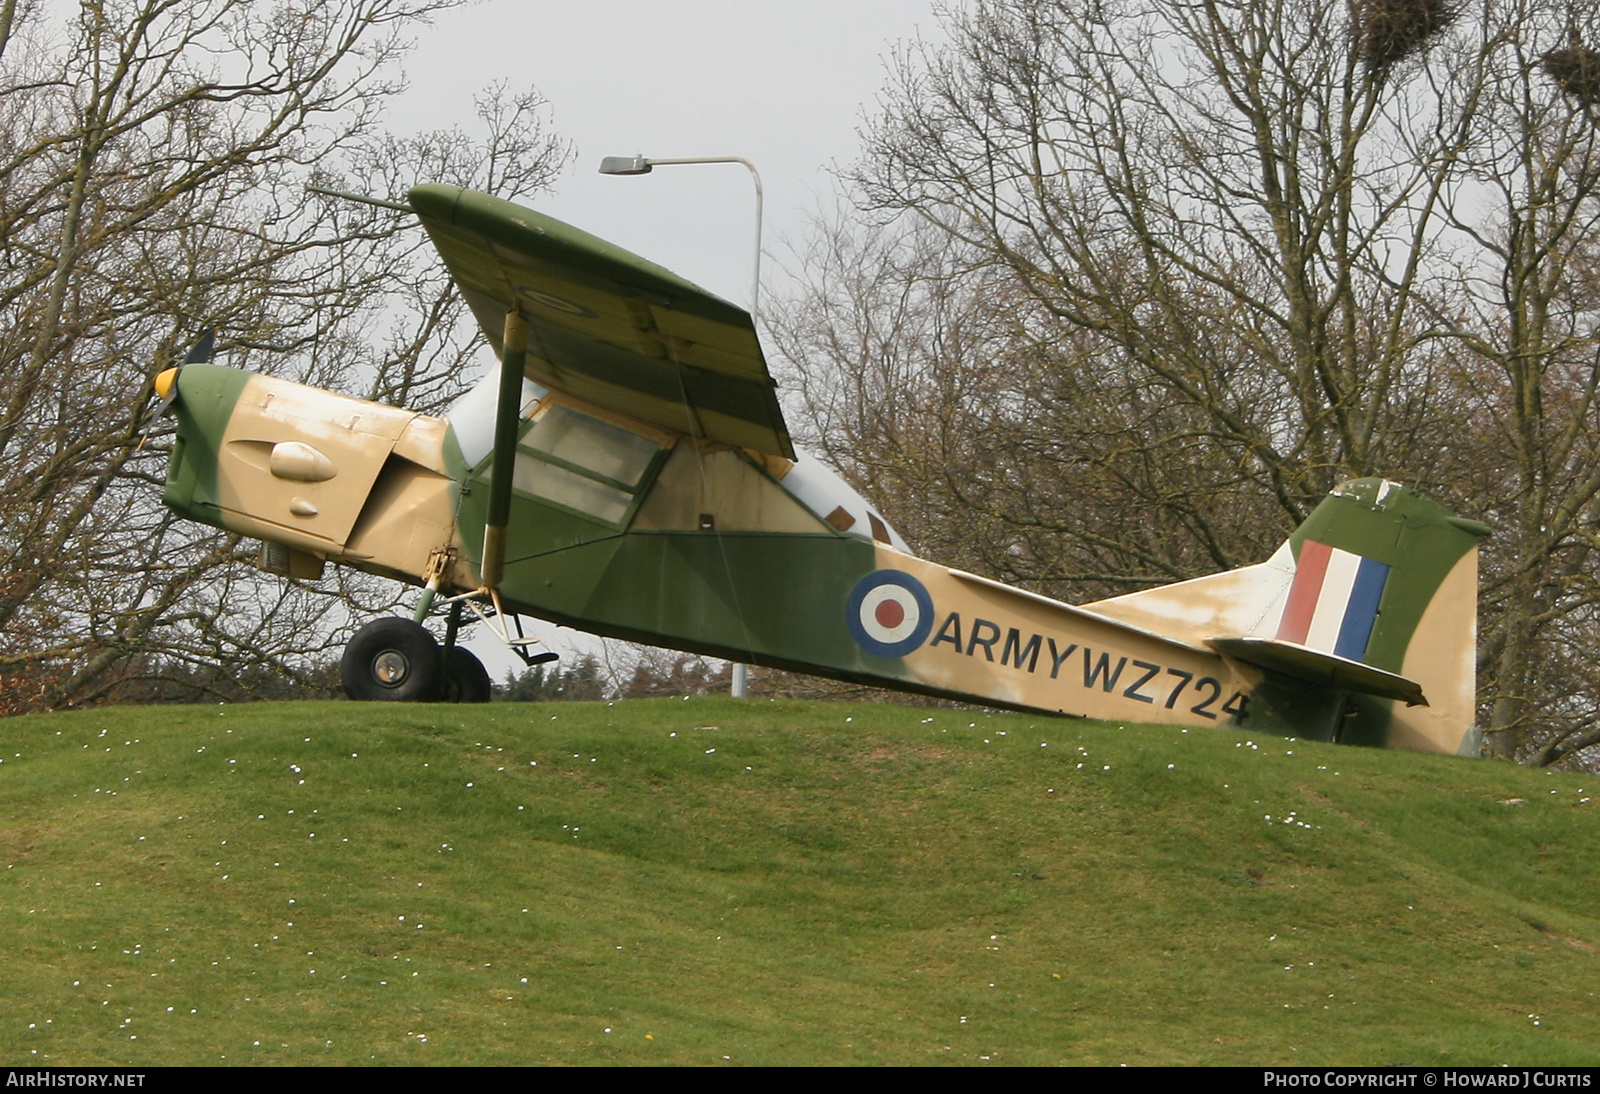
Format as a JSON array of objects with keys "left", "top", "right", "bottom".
[{"left": 411, "top": 185, "right": 794, "bottom": 458}]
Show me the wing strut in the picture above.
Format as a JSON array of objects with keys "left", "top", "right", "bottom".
[{"left": 480, "top": 308, "right": 528, "bottom": 589}]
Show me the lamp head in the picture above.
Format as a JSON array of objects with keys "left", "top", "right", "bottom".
[{"left": 599, "top": 155, "right": 652, "bottom": 176}]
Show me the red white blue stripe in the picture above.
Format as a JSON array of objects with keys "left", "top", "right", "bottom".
[{"left": 1276, "top": 540, "right": 1390, "bottom": 662}]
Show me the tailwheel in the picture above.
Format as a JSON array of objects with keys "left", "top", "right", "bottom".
[
  {"left": 439, "top": 646, "right": 493, "bottom": 704},
  {"left": 341, "top": 618, "right": 441, "bottom": 702}
]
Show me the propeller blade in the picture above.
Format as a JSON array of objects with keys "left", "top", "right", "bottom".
[{"left": 182, "top": 328, "right": 214, "bottom": 365}]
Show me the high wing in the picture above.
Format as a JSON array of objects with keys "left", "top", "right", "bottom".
[{"left": 408, "top": 184, "right": 794, "bottom": 459}]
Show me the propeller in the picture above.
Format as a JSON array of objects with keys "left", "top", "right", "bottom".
[
  {"left": 139, "top": 329, "right": 214, "bottom": 451},
  {"left": 152, "top": 328, "right": 214, "bottom": 414}
]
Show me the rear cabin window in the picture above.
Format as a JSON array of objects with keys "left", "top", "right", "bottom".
[{"left": 508, "top": 405, "right": 666, "bottom": 525}]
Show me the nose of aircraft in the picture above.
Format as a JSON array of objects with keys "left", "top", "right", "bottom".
[{"left": 156, "top": 359, "right": 252, "bottom": 521}]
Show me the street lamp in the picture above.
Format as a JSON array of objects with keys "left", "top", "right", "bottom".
[
  {"left": 599, "top": 153, "right": 764, "bottom": 699},
  {"left": 597, "top": 155, "right": 764, "bottom": 316}
]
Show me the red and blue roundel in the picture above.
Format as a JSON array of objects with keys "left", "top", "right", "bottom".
[{"left": 847, "top": 570, "right": 935, "bottom": 659}]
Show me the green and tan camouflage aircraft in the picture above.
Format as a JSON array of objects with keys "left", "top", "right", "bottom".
[{"left": 153, "top": 185, "right": 1492, "bottom": 754}]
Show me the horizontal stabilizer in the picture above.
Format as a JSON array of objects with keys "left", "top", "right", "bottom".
[{"left": 1206, "top": 636, "right": 1428, "bottom": 707}]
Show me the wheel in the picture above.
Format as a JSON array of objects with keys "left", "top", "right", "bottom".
[
  {"left": 439, "top": 647, "right": 493, "bottom": 704},
  {"left": 341, "top": 618, "right": 440, "bottom": 701}
]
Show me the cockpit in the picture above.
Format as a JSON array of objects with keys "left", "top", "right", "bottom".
[{"left": 445, "top": 371, "right": 908, "bottom": 550}]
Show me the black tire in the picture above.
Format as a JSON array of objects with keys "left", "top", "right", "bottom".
[
  {"left": 442, "top": 647, "right": 493, "bottom": 704},
  {"left": 341, "top": 618, "right": 440, "bottom": 702}
]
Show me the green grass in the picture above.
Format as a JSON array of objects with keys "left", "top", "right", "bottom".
[{"left": 1, "top": 698, "right": 1597, "bottom": 1066}]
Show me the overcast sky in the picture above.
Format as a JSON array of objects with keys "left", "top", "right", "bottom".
[
  {"left": 395, "top": 0, "right": 942, "bottom": 315},
  {"left": 389, "top": 0, "right": 945, "bottom": 677}
]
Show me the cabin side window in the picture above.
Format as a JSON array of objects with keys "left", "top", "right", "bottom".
[{"left": 508, "top": 405, "right": 666, "bottom": 526}]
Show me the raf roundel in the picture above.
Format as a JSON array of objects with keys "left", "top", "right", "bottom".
[{"left": 846, "top": 570, "right": 935, "bottom": 659}]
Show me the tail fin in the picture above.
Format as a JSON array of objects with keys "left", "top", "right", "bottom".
[
  {"left": 1088, "top": 478, "right": 1489, "bottom": 754},
  {"left": 1263, "top": 478, "right": 1488, "bottom": 753}
]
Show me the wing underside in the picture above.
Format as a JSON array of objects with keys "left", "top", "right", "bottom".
[{"left": 409, "top": 185, "right": 794, "bottom": 459}]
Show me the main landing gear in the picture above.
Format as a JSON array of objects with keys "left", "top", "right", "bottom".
[
  {"left": 341, "top": 595, "right": 500, "bottom": 707},
  {"left": 340, "top": 616, "right": 493, "bottom": 703},
  {"left": 339, "top": 595, "right": 553, "bottom": 703}
]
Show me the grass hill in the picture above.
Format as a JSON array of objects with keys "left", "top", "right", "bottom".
[{"left": 1, "top": 697, "right": 1597, "bottom": 1066}]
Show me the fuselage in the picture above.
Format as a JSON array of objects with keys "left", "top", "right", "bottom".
[{"left": 161, "top": 362, "right": 1484, "bottom": 754}]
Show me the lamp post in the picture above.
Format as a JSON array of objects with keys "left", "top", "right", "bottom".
[
  {"left": 599, "top": 153, "right": 763, "bottom": 699},
  {"left": 597, "top": 155, "right": 763, "bottom": 315}
]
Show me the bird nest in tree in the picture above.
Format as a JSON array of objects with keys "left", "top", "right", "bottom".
[
  {"left": 1544, "top": 47, "right": 1600, "bottom": 105},
  {"left": 1351, "top": 0, "right": 1456, "bottom": 67}
]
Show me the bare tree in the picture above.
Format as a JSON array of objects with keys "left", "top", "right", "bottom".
[
  {"left": 769, "top": 209, "right": 1294, "bottom": 600},
  {"left": 850, "top": 0, "right": 1475, "bottom": 516},
  {"left": 1433, "top": 1, "right": 1600, "bottom": 761},
  {"left": 0, "top": 0, "right": 572, "bottom": 711}
]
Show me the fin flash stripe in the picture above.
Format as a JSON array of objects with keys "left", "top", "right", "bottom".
[{"left": 1277, "top": 540, "right": 1390, "bottom": 662}]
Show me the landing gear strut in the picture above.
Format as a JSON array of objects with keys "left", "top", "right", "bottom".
[{"left": 431, "top": 600, "right": 491, "bottom": 703}]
